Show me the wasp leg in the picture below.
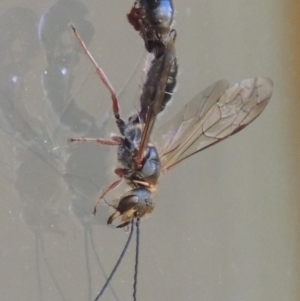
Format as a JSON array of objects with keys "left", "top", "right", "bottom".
[
  {"left": 68, "top": 137, "right": 121, "bottom": 145},
  {"left": 132, "top": 180, "right": 150, "bottom": 187},
  {"left": 70, "top": 24, "right": 120, "bottom": 120},
  {"left": 93, "top": 178, "right": 123, "bottom": 215}
]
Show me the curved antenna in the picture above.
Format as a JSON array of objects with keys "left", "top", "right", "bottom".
[
  {"left": 94, "top": 219, "right": 135, "bottom": 301},
  {"left": 133, "top": 217, "right": 140, "bottom": 301}
]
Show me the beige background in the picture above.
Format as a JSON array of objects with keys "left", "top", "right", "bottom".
[{"left": 0, "top": 0, "right": 299, "bottom": 301}]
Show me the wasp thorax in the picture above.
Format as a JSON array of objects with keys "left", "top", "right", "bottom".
[{"left": 124, "top": 123, "right": 142, "bottom": 149}]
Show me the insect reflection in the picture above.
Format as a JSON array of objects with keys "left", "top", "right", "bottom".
[{"left": 69, "top": 23, "right": 272, "bottom": 301}]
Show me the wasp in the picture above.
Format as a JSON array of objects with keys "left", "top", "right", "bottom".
[
  {"left": 69, "top": 25, "right": 178, "bottom": 227},
  {"left": 69, "top": 22, "right": 273, "bottom": 301},
  {"left": 127, "top": 0, "right": 174, "bottom": 57},
  {"left": 69, "top": 24, "right": 178, "bottom": 300}
]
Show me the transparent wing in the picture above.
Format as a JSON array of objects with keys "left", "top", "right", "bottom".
[{"left": 159, "top": 77, "right": 273, "bottom": 172}]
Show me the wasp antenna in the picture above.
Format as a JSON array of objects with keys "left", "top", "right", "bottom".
[
  {"left": 133, "top": 217, "right": 140, "bottom": 301},
  {"left": 93, "top": 219, "right": 135, "bottom": 301}
]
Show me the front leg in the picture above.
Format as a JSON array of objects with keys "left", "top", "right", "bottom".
[{"left": 93, "top": 168, "right": 127, "bottom": 215}]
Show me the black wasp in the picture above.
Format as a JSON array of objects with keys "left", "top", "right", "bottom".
[
  {"left": 69, "top": 18, "right": 273, "bottom": 301},
  {"left": 69, "top": 24, "right": 177, "bottom": 221},
  {"left": 69, "top": 23, "right": 178, "bottom": 300},
  {"left": 127, "top": 0, "right": 174, "bottom": 57}
]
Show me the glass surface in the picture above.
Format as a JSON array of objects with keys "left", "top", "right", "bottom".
[{"left": 0, "top": 1, "right": 299, "bottom": 301}]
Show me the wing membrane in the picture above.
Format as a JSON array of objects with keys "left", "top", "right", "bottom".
[{"left": 159, "top": 77, "right": 273, "bottom": 172}]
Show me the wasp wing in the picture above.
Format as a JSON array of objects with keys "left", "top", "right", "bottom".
[{"left": 159, "top": 77, "right": 273, "bottom": 172}]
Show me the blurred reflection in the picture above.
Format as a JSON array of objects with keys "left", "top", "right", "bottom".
[{"left": 0, "top": 1, "right": 119, "bottom": 300}]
